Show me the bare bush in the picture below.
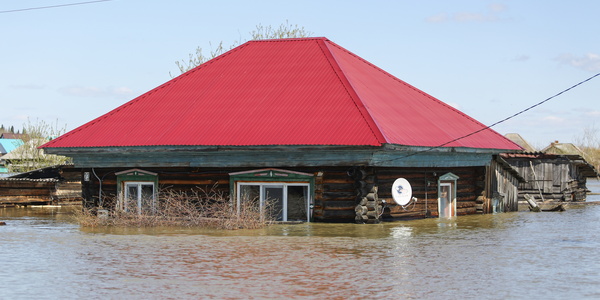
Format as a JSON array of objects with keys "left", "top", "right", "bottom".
[
  {"left": 73, "top": 186, "right": 275, "bottom": 229},
  {"left": 175, "top": 21, "right": 313, "bottom": 74}
]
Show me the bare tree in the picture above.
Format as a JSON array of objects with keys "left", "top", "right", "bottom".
[
  {"left": 574, "top": 124, "right": 600, "bottom": 171},
  {"left": 174, "top": 21, "right": 313, "bottom": 74},
  {"left": 6, "top": 119, "right": 71, "bottom": 173}
]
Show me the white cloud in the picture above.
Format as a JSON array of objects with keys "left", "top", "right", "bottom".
[
  {"left": 447, "top": 102, "right": 461, "bottom": 110},
  {"left": 13, "top": 114, "right": 29, "bottom": 121},
  {"left": 426, "top": 13, "right": 447, "bottom": 23},
  {"left": 58, "top": 86, "right": 134, "bottom": 98},
  {"left": 542, "top": 115, "right": 566, "bottom": 123},
  {"left": 489, "top": 3, "right": 507, "bottom": 13},
  {"left": 556, "top": 53, "right": 600, "bottom": 72},
  {"left": 454, "top": 12, "right": 496, "bottom": 22},
  {"left": 511, "top": 55, "right": 530, "bottom": 62},
  {"left": 113, "top": 87, "right": 134, "bottom": 96}
]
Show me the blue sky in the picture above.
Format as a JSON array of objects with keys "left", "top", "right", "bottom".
[{"left": 2, "top": 0, "right": 599, "bottom": 149}]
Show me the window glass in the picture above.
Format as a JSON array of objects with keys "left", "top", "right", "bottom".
[
  {"left": 287, "top": 186, "right": 308, "bottom": 221},
  {"left": 123, "top": 182, "right": 155, "bottom": 214},
  {"left": 237, "top": 182, "right": 310, "bottom": 222},
  {"left": 141, "top": 183, "right": 155, "bottom": 213},
  {"left": 264, "top": 186, "right": 284, "bottom": 220}
]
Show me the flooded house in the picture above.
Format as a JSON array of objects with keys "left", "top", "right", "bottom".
[
  {"left": 502, "top": 136, "right": 598, "bottom": 202},
  {"left": 41, "top": 37, "right": 523, "bottom": 223}
]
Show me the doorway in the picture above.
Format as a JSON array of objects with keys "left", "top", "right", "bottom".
[{"left": 438, "top": 182, "right": 455, "bottom": 218}]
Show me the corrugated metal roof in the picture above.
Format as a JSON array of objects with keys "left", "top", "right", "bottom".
[
  {"left": 505, "top": 133, "right": 537, "bottom": 152},
  {"left": 542, "top": 142, "right": 584, "bottom": 155},
  {"left": 42, "top": 37, "right": 521, "bottom": 150},
  {"left": 0, "top": 139, "right": 24, "bottom": 154}
]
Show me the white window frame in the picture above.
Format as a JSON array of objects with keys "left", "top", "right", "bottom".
[
  {"left": 236, "top": 182, "right": 311, "bottom": 222},
  {"left": 123, "top": 181, "right": 156, "bottom": 214}
]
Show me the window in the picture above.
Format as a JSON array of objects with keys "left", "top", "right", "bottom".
[
  {"left": 116, "top": 169, "right": 158, "bottom": 214},
  {"left": 124, "top": 182, "right": 156, "bottom": 214},
  {"left": 237, "top": 182, "right": 310, "bottom": 221},
  {"left": 230, "top": 169, "right": 314, "bottom": 222}
]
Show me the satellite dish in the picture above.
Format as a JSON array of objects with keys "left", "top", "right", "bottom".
[{"left": 392, "top": 178, "right": 412, "bottom": 206}]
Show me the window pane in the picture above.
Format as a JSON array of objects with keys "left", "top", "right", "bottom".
[
  {"left": 141, "top": 184, "right": 155, "bottom": 213},
  {"left": 240, "top": 185, "right": 260, "bottom": 202},
  {"left": 125, "top": 184, "right": 138, "bottom": 212},
  {"left": 240, "top": 185, "right": 260, "bottom": 215},
  {"left": 264, "top": 187, "right": 283, "bottom": 221},
  {"left": 127, "top": 184, "right": 138, "bottom": 200},
  {"left": 287, "top": 186, "right": 308, "bottom": 221}
]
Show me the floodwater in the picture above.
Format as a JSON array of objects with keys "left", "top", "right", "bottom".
[{"left": 2, "top": 182, "right": 600, "bottom": 299}]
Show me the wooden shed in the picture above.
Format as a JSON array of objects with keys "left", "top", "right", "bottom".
[
  {"left": 501, "top": 152, "right": 597, "bottom": 202},
  {"left": 41, "top": 37, "right": 522, "bottom": 223},
  {"left": 0, "top": 165, "right": 82, "bottom": 206}
]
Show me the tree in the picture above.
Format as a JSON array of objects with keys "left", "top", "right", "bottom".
[
  {"left": 175, "top": 21, "right": 313, "bottom": 74},
  {"left": 574, "top": 124, "right": 600, "bottom": 171},
  {"left": 6, "top": 119, "right": 71, "bottom": 173}
]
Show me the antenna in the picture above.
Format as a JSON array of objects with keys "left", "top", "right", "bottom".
[{"left": 392, "top": 178, "right": 413, "bottom": 206}]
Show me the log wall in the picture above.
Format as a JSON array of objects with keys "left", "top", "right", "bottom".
[
  {"left": 376, "top": 167, "right": 485, "bottom": 220},
  {"left": 82, "top": 165, "right": 495, "bottom": 222},
  {"left": 0, "top": 179, "right": 56, "bottom": 205}
]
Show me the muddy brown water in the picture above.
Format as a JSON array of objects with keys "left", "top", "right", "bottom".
[{"left": 2, "top": 181, "right": 600, "bottom": 299}]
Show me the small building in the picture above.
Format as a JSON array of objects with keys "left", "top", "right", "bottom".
[
  {"left": 41, "top": 37, "right": 522, "bottom": 222},
  {"left": 501, "top": 139, "right": 598, "bottom": 202},
  {"left": 504, "top": 133, "right": 537, "bottom": 152},
  {"left": 0, "top": 133, "right": 28, "bottom": 140},
  {"left": 0, "top": 165, "right": 82, "bottom": 206},
  {"left": 0, "top": 138, "right": 24, "bottom": 175}
]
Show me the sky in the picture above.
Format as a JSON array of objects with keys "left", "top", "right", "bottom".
[{"left": 1, "top": 0, "right": 599, "bottom": 149}]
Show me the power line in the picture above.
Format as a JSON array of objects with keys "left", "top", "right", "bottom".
[
  {"left": 386, "top": 71, "right": 600, "bottom": 162},
  {"left": 0, "top": 0, "right": 111, "bottom": 14}
]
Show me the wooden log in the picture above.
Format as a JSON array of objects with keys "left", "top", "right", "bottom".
[
  {"left": 366, "top": 211, "right": 379, "bottom": 218},
  {"left": 355, "top": 215, "right": 368, "bottom": 222},
  {"left": 366, "top": 192, "right": 378, "bottom": 201},
  {"left": 524, "top": 194, "right": 541, "bottom": 212},
  {"left": 366, "top": 201, "right": 379, "bottom": 210},
  {"left": 359, "top": 197, "right": 368, "bottom": 206},
  {"left": 355, "top": 205, "right": 368, "bottom": 215}
]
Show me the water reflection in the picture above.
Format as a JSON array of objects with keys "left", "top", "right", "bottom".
[{"left": 1, "top": 205, "right": 600, "bottom": 299}]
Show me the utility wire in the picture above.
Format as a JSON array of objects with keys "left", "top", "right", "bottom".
[
  {"left": 0, "top": 0, "right": 111, "bottom": 14},
  {"left": 386, "top": 71, "right": 600, "bottom": 162}
]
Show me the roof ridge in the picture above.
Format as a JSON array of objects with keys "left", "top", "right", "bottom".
[
  {"left": 317, "top": 39, "right": 387, "bottom": 144},
  {"left": 247, "top": 37, "right": 328, "bottom": 43},
  {"left": 323, "top": 39, "right": 521, "bottom": 149}
]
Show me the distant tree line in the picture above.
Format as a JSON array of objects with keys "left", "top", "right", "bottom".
[{"left": 0, "top": 124, "right": 26, "bottom": 135}]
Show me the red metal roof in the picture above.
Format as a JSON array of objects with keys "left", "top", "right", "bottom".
[{"left": 42, "top": 37, "right": 521, "bottom": 150}]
